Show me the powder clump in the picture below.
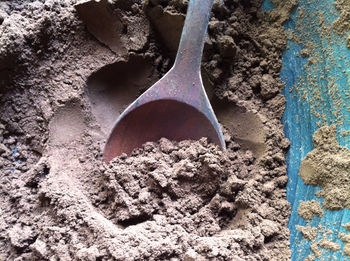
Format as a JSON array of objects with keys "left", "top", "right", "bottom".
[
  {"left": 333, "top": 0, "right": 350, "bottom": 35},
  {"left": 318, "top": 237, "right": 341, "bottom": 252},
  {"left": 298, "top": 200, "right": 324, "bottom": 221},
  {"left": 333, "top": 0, "right": 350, "bottom": 49},
  {"left": 341, "top": 222, "right": 350, "bottom": 256},
  {"left": 297, "top": 125, "right": 350, "bottom": 258},
  {"left": 299, "top": 125, "right": 350, "bottom": 210}
]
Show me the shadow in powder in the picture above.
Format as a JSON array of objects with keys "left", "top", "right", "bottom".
[{"left": 86, "top": 55, "right": 158, "bottom": 136}]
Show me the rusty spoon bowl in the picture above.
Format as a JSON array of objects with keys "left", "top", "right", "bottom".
[{"left": 103, "top": 0, "right": 225, "bottom": 162}]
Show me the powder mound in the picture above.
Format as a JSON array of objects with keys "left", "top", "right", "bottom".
[
  {"left": 99, "top": 138, "right": 242, "bottom": 235},
  {"left": 0, "top": 0, "right": 292, "bottom": 259},
  {"left": 298, "top": 200, "right": 324, "bottom": 221},
  {"left": 299, "top": 125, "right": 350, "bottom": 210},
  {"left": 31, "top": 138, "right": 288, "bottom": 260}
]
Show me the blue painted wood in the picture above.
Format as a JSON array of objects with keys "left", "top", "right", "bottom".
[{"left": 264, "top": 0, "right": 350, "bottom": 260}]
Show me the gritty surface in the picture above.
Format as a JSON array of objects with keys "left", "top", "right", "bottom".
[
  {"left": 284, "top": 0, "right": 350, "bottom": 259},
  {"left": 299, "top": 125, "right": 350, "bottom": 211},
  {"left": 296, "top": 125, "right": 350, "bottom": 259},
  {"left": 0, "top": 0, "right": 293, "bottom": 260},
  {"left": 297, "top": 200, "right": 323, "bottom": 221},
  {"left": 333, "top": 0, "right": 350, "bottom": 48},
  {"left": 341, "top": 223, "right": 350, "bottom": 256}
]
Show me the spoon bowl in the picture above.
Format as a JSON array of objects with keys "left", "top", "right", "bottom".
[{"left": 104, "top": 0, "right": 225, "bottom": 162}]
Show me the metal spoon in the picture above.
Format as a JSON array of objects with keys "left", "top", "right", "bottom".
[{"left": 103, "top": 0, "right": 225, "bottom": 162}]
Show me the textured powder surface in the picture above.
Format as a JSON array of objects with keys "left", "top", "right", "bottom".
[
  {"left": 340, "top": 233, "right": 350, "bottom": 256},
  {"left": 297, "top": 200, "right": 324, "bottom": 221},
  {"left": 286, "top": 0, "right": 350, "bottom": 138},
  {"left": 295, "top": 225, "right": 321, "bottom": 260},
  {"left": 318, "top": 237, "right": 341, "bottom": 252},
  {"left": 333, "top": 0, "right": 350, "bottom": 33},
  {"left": 288, "top": 0, "right": 350, "bottom": 259},
  {"left": 333, "top": 0, "right": 350, "bottom": 48},
  {"left": 297, "top": 125, "right": 350, "bottom": 259},
  {"left": 299, "top": 125, "right": 350, "bottom": 210},
  {"left": 296, "top": 225, "right": 318, "bottom": 241},
  {"left": 0, "top": 0, "right": 294, "bottom": 260},
  {"left": 340, "top": 222, "right": 350, "bottom": 257}
]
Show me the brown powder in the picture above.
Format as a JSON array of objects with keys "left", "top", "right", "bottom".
[
  {"left": 291, "top": 0, "right": 350, "bottom": 259},
  {"left": 305, "top": 254, "right": 316, "bottom": 261},
  {"left": 0, "top": 0, "right": 294, "bottom": 260},
  {"left": 333, "top": 0, "right": 350, "bottom": 49},
  {"left": 341, "top": 223, "right": 350, "bottom": 256},
  {"left": 340, "top": 232, "right": 350, "bottom": 256},
  {"left": 296, "top": 225, "right": 318, "bottom": 241},
  {"left": 298, "top": 200, "right": 324, "bottom": 221},
  {"left": 333, "top": 0, "right": 350, "bottom": 35},
  {"left": 318, "top": 237, "right": 341, "bottom": 252},
  {"left": 296, "top": 225, "right": 321, "bottom": 259},
  {"left": 336, "top": 0, "right": 350, "bottom": 49},
  {"left": 296, "top": 225, "right": 341, "bottom": 258},
  {"left": 297, "top": 125, "right": 350, "bottom": 258},
  {"left": 344, "top": 222, "right": 350, "bottom": 231},
  {"left": 299, "top": 125, "right": 350, "bottom": 210}
]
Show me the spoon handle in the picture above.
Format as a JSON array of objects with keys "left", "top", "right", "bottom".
[{"left": 173, "top": 0, "right": 214, "bottom": 74}]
